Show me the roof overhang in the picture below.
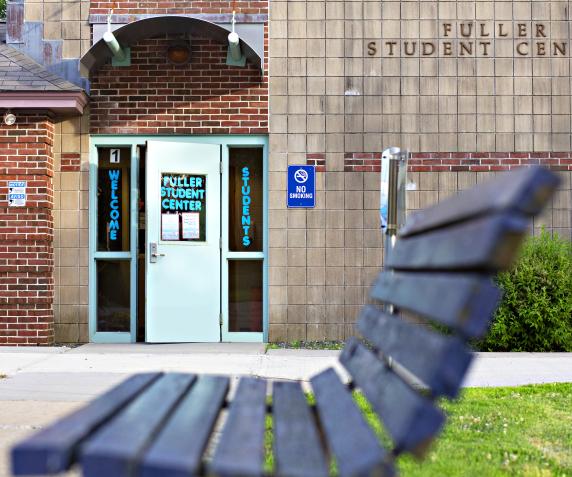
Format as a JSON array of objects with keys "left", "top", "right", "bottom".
[
  {"left": 80, "top": 15, "right": 263, "bottom": 78},
  {"left": 0, "top": 91, "right": 89, "bottom": 116}
]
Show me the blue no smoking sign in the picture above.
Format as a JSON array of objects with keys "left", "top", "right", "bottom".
[{"left": 287, "top": 165, "right": 315, "bottom": 208}]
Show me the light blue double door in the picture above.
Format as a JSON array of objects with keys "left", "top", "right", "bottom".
[
  {"left": 91, "top": 136, "right": 267, "bottom": 343},
  {"left": 146, "top": 141, "right": 221, "bottom": 342}
]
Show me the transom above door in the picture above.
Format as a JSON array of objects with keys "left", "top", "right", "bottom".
[{"left": 89, "top": 137, "right": 268, "bottom": 343}]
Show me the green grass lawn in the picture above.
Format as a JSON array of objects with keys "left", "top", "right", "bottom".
[
  {"left": 266, "top": 341, "right": 345, "bottom": 351},
  {"left": 362, "top": 383, "right": 572, "bottom": 476},
  {"left": 265, "top": 383, "right": 572, "bottom": 476}
]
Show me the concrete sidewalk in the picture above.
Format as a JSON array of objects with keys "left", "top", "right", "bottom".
[
  {"left": 0, "top": 344, "right": 570, "bottom": 477},
  {"left": 0, "top": 344, "right": 571, "bottom": 402}
]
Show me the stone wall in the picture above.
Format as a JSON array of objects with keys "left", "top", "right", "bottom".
[
  {"left": 52, "top": 113, "right": 90, "bottom": 344},
  {"left": 267, "top": 164, "right": 571, "bottom": 343},
  {"left": 268, "top": 0, "right": 572, "bottom": 153},
  {"left": 266, "top": 0, "right": 572, "bottom": 342}
]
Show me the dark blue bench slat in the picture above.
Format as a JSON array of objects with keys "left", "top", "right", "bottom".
[
  {"left": 358, "top": 305, "right": 473, "bottom": 398},
  {"left": 400, "top": 167, "right": 560, "bottom": 237},
  {"left": 11, "top": 373, "right": 161, "bottom": 475},
  {"left": 139, "top": 375, "right": 230, "bottom": 477},
  {"left": 310, "top": 368, "right": 393, "bottom": 477},
  {"left": 209, "top": 377, "right": 267, "bottom": 477},
  {"left": 387, "top": 213, "right": 528, "bottom": 272},
  {"left": 80, "top": 373, "right": 196, "bottom": 477},
  {"left": 273, "top": 381, "right": 329, "bottom": 477},
  {"left": 340, "top": 339, "right": 444, "bottom": 455},
  {"left": 370, "top": 272, "right": 500, "bottom": 338}
]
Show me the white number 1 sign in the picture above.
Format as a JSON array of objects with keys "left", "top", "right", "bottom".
[{"left": 110, "top": 149, "right": 121, "bottom": 163}]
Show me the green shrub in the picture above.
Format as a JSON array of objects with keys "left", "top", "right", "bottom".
[
  {"left": 0, "top": 0, "right": 6, "bottom": 19},
  {"left": 478, "top": 229, "right": 572, "bottom": 352}
]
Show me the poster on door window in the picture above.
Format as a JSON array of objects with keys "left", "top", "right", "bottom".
[
  {"left": 161, "top": 213, "right": 180, "bottom": 241},
  {"left": 182, "top": 212, "right": 200, "bottom": 239},
  {"left": 160, "top": 173, "right": 207, "bottom": 241}
]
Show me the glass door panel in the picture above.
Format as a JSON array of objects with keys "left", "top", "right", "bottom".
[
  {"left": 223, "top": 146, "right": 266, "bottom": 341},
  {"left": 228, "top": 260, "right": 263, "bottom": 332}
]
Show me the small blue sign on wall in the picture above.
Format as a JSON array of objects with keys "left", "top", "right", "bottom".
[{"left": 287, "top": 165, "right": 316, "bottom": 208}]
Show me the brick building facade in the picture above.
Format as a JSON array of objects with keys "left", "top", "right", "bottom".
[
  {"left": 0, "top": 114, "right": 55, "bottom": 345},
  {"left": 90, "top": 35, "right": 268, "bottom": 135},
  {"left": 0, "top": 0, "right": 570, "bottom": 345}
]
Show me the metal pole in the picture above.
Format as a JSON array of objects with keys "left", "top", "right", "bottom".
[{"left": 380, "top": 147, "right": 408, "bottom": 267}]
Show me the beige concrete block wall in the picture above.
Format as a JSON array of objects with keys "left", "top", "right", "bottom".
[
  {"left": 53, "top": 113, "right": 90, "bottom": 344},
  {"left": 24, "top": 0, "right": 91, "bottom": 58},
  {"left": 267, "top": 0, "right": 572, "bottom": 342},
  {"left": 407, "top": 170, "right": 571, "bottom": 239},
  {"left": 270, "top": 0, "right": 572, "bottom": 155},
  {"left": 268, "top": 166, "right": 572, "bottom": 342},
  {"left": 23, "top": 0, "right": 91, "bottom": 343}
]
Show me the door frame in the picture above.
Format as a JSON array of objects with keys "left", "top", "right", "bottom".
[{"left": 88, "top": 135, "right": 269, "bottom": 343}]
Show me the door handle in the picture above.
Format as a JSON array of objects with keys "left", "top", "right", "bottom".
[{"left": 149, "top": 242, "right": 165, "bottom": 263}]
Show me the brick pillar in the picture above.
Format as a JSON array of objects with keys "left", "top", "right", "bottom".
[{"left": 0, "top": 113, "right": 55, "bottom": 345}]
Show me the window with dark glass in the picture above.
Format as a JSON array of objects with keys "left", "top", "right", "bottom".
[
  {"left": 229, "top": 148, "right": 263, "bottom": 251},
  {"left": 97, "top": 147, "right": 131, "bottom": 252},
  {"left": 228, "top": 260, "right": 263, "bottom": 332},
  {"left": 96, "top": 260, "right": 130, "bottom": 332}
]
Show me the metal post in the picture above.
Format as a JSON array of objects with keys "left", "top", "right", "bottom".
[{"left": 380, "top": 147, "right": 408, "bottom": 267}]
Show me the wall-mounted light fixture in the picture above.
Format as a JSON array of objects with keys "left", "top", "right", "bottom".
[
  {"left": 103, "top": 30, "right": 126, "bottom": 61},
  {"left": 3, "top": 110, "right": 16, "bottom": 126},
  {"left": 167, "top": 38, "right": 192, "bottom": 65},
  {"left": 226, "top": 9, "right": 246, "bottom": 67},
  {"left": 227, "top": 31, "right": 242, "bottom": 62},
  {"left": 104, "top": 9, "right": 131, "bottom": 67}
]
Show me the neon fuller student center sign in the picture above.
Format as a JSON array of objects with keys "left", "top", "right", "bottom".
[{"left": 366, "top": 22, "right": 568, "bottom": 57}]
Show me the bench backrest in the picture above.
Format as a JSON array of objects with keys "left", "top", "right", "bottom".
[{"left": 338, "top": 167, "right": 559, "bottom": 459}]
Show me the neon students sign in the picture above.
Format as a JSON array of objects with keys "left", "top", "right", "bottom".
[
  {"left": 108, "top": 169, "right": 120, "bottom": 241},
  {"left": 241, "top": 167, "right": 252, "bottom": 247}
]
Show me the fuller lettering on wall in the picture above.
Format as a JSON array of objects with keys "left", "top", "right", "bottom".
[{"left": 367, "top": 22, "right": 566, "bottom": 57}]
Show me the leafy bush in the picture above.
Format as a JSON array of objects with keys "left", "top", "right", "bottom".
[
  {"left": 478, "top": 229, "right": 572, "bottom": 352},
  {"left": 0, "top": 0, "right": 6, "bottom": 19}
]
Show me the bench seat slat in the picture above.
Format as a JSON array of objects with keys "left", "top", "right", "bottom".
[
  {"left": 370, "top": 272, "right": 500, "bottom": 338},
  {"left": 387, "top": 213, "right": 528, "bottom": 272},
  {"left": 80, "top": 373, "right": 196, "bottom": 477},
  {"left": 210, "top": 377, "right": 267, "bottom": 477},
  {"left": 400, "top": 167, "right": 560, "bottom": 237},
  {"left": 340, "top": 339, "right": 444, "bottom": 455},
  {"left": 139, "top": 375, "right": 230, "bottom": 477},
  {"left": 310, "top": 368, "right": 393, "bottom": 477},
  {"left": 273, "top": 381, "right": 329, "bottom": 477},
  {"left": 11, "top": 373, "right": 161, "bottom": 475},
  {"left": 358, "top": 305, "right": 473, "bottom": 398}
]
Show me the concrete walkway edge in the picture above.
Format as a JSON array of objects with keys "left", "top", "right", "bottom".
[{"left": 0, "top": 344, "right": 571, "bottom": 402}]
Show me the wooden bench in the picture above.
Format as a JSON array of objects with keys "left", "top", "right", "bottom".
[{"left": 12, "top": 167, "right": 559, "bottom": 477}]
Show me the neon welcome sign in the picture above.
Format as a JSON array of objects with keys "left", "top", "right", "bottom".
[{"left": 108, "top": 169, "right": 120, "bottom": 241}]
